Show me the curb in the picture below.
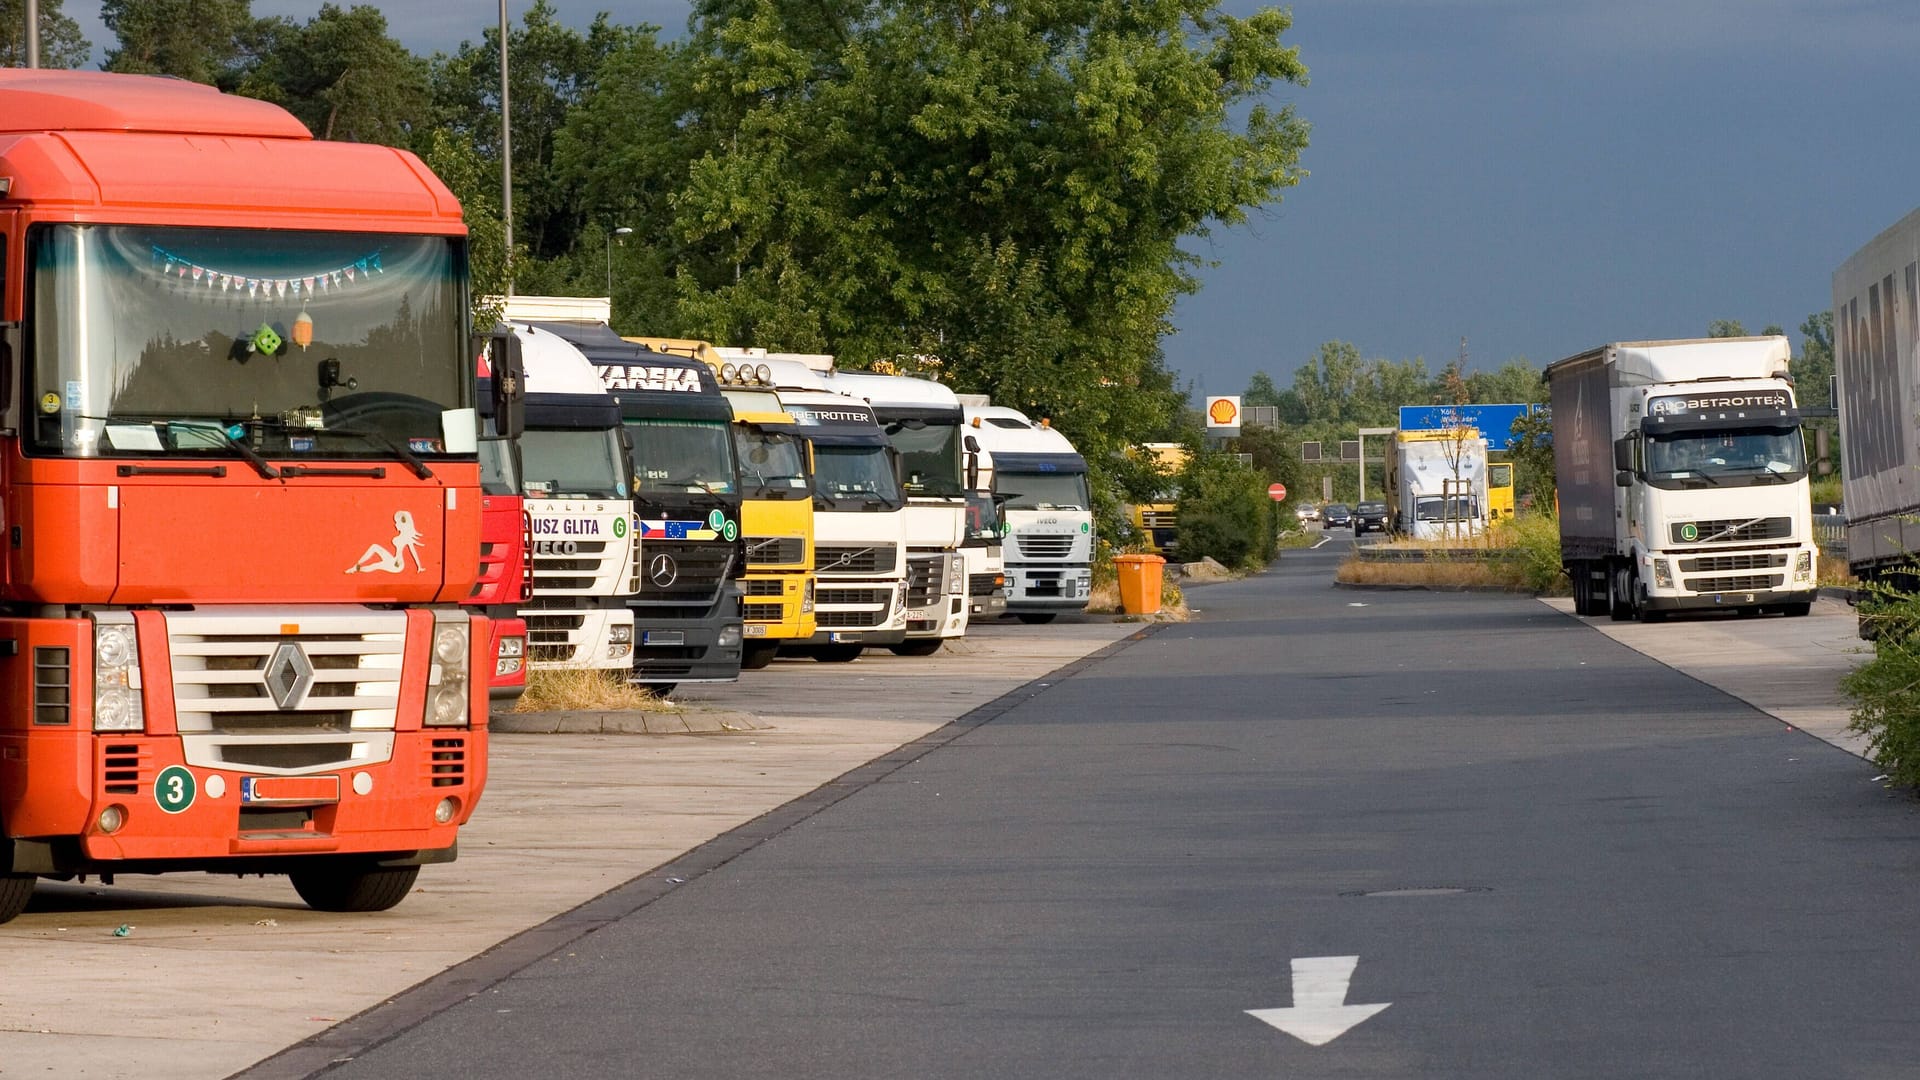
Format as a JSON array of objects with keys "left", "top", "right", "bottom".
[
  {"left": 489, "top": 707, "right": 768, "bottom": 735},
  {"left": 1330, "top": 579, "right": 1532, "bottom": 594},
  {"left": 1820, "top": 586, "right": 1859, "bottom": 605}
]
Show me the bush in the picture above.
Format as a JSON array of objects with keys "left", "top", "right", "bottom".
[
  {"left": 1174, "top": 451, "right": 1275, "bottom": 570},
  {"left": 1844, "top": 586, "right": 1920, "bottom": 787},
  {"left": 1489, "top": 511, "right": 1565, "bottom": 593}
]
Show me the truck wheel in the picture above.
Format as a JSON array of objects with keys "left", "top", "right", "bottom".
[
  {"left": 0, "top": 873, "right": 33, "bottom": 924},
  {"left": 740, "top": 643, "right": 779, "bottom": 670},
  {"left": 290, "top": 863, "right": 420, "bottom": 913},
  {"left": 1016, "top": 613, "right": 1057, "bottom": 625},
  {"left": 1608, "top": 565, "right": 1635, "bottom": 622},
  {"left": 814, "top": 645, "right": 864, "bottom": 663},
  {"left": 1782, "top": 602, "right": 1813, "bottom": 618},
  {"left": 889, "top": 639, "right": 944, "bottom": 657}
]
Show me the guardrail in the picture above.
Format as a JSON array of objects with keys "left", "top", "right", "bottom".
[
  {"left": 1813, "top": 513, "right": 1845, "bottom": 558},
  {"left": 1354, "top": 545, "right": 1518, "bottom": 563}
]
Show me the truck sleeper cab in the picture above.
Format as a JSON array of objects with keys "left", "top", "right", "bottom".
[
  {"left": 827, "top": 371, "right": 972, "bottom": 657},
  {"left": 541, "top": 323, "right": 744, "bottom": 693},
  {"left": 0, "top": 70, "right": 501, "bottom": 922},
  {"left": 510, "top": 323, "right": 639, "bottom": 672}
]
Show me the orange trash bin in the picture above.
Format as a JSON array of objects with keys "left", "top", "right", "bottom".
[{"left": 1113, "top": 553, "right": 1167, "bottom": 615}]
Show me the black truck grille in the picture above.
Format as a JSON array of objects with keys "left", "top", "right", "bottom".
[
  {"left": 1017, "top": 535, "right": 1075, "bottom": 559},
  {"left": 817, "top": 588, "right": 891, "bottom": 607},
  {"left": 743, "top": 579, "right": 783, "bottom": 597},
  {"left": 1679, "top": 553, "right": 1788, "bottom": 573},
  {"left": 906, "top": 556, "right": 942, "bottom": 607},
  {"left": 818, "top": 609, "right": 888, "bottom": 629},
  {"left": 1670, "top": 518, "right": 1792, "bottom": 544},
  {"left": 746, "top": 536, "right": 804, "bottom": 566},
  {"left": 1684, "top": 574, "right": 1784, "bottom": 593},
  {"left": 815, "top": 544, "right": 897, "bottom": 576},
  {"left": 636, "top": 540, "right": 735, "bottom": 603},
  {"left": 969, "top": 572, "right": 1001, "bottom": 595},
  {"left": 744, "top": 603, "right": 785, "bottom": 621}
]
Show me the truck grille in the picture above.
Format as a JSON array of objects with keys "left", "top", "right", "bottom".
[
  {"left": 1022, "top": 571, "right": 1071, "bottom": 598},
  {"left": 1685, "top": 574, "right": 1784, "bottom": 593},
  {"left": 429, "top": 736, "right": 469, "bottom": 788},
  {"left": 1679, "top": 553, "right": 1788, "bottom": 573},
  {"left": 1669, "top": 518, "right": 1792, "bottom": 545},
  {"left": 815, "top": 544, "right": 897, "bottom": 576},
  {"left": 906, "top": 556, "right": 942, "bottom": 607},
  {"left": 743, "top": 579, "right": 784, "bottom": 597},
  {"left": 101, "top": 743, "right": 145, "bottom": 796},
  {"left": 1140, "top": 511, "right": 1177, "bottom": 527},
  {"left": 744, "top": 603, "right": 786, "bottom": 621},
  {"left": 635, "top": 540, "right": 735, "bottom": 605},
  {"left": 1015, "top": 534, "right": 1076, "bottom": 560},
  {"left": 167, "top": 610, "right": 406, "bottom": 733},
  {"left": 969, "top": 572, "right": 1001, "bottom": 596},
  {"left": 818, "top": 609, "right": 889, "bottom": 629},
  {"left": 746, "top": 536, "right": 804, "bottom": 566},
  {"left": 817, "top": 587, "right": 892, "bottom": 607}
]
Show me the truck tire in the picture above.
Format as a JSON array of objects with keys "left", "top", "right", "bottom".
[
  {"left": 1608, "top": 564, "right": 1634, "bottom": 622},
  {"left": 740, "top": 643, "right": 779, "bottom": 670},
  {"left": 1571, "top": 563, "right": 1602, "bottom": 617},
  {"left": 814, "top": 645, "right": 864, "bottom": 663},
  {"left": 1016, "top": 613, "right": 1057, "bottom": 625},
  {"left": 290, "top": 863, "right": 420, "bottom": 913},
  {"left": 889, "top": 639, "right": 944, "bottom": 657},
  {"left": 0, "top": 873, "right": 33, "bottom": 924}
]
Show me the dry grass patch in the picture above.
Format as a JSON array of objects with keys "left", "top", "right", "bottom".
[
  {"left": 1818, "top": 555, "right": 1856, "bottom": 590},
  {"left": 1335, "top": 555, "right": 1534, "bottom": 590},
  {"left": 513, "top": 668, "right": 674, "bottom": 713}
]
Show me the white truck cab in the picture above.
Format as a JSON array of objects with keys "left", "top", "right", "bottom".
[
  {"left": 509, "top": 322, "right": 639, "bottom": 671},
  {"left": 964, "top": 404, "right": 1094, "bottom": 622}
]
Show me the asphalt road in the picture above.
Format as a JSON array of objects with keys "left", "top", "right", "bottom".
[{"left": 293, "top": 542, "right": 1920, "bottom": 1079}]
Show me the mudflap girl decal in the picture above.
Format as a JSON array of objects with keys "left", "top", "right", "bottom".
[{"left": 346, "top": 510, "right": 427, "bottom": 574}]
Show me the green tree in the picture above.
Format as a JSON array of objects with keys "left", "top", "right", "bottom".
[
  {"left": 102, "top": 0, "right": 261, "bottom": 86},
  {"left": 1245, "top": 370, "right": 1284, "bottom": 408},
  {"left": 235, "top": 5, "right": 428, "bottom": 144},
  {"left": 640, "top": 0, "right": 1308, "bottom": 468},
  {"left": 1708, "top": 318, "right": 1746, "bottom": 338},
  {"left": 418, "top": 129, "right": 509, "bottom": 329},
  {"left": 1507, "top": 406, "right": 1554, "bottom": 509},
  {"left": 1, "top": 0, "right": 91, "bottom": 68},
  {"left": 1175, "top": 450, "right": 1274, "bottom": 569},
  {"left": 1465, "top": 359, "right": 1545, "bottom": 405},
  {"left": 1794, "top": 310, "right": 1834, "bottom": 409},
  {"left": 429, "top": 0, "right": 643, "bottom": 264}
]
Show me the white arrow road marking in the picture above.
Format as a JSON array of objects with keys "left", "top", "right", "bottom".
[{"left": 1246, "top": 955, "right": 1390, "bottom": 1047}]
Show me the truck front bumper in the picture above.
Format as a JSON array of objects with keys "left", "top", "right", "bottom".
[{"left": 627, "top": 609, "right": 744, "bottom": 686}]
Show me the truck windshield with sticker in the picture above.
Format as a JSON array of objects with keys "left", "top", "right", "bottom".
[{"left": 26, "top": 225, "right": 468, "bottom": 460}]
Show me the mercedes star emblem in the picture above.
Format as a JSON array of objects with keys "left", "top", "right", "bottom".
[{"left": 649, "top": 553, "right": 679, "bottom": 588}]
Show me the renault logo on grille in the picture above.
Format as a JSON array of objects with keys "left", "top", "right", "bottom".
[
  {"left": 649, "top": 553, "right": 679, "bottom": 588},
  {"left": 264, "top": 641, "right": 315, "bottom": 710}
]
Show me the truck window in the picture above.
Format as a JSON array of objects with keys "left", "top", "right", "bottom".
[
  {"left": 997, "top": 471, "right": 1090, "bottom": 510},
  {"left": 887, "top": 420, "right": 964, "bottom": 496},
  {"left": 733, "top": 428, "right": 809, "bottom": 499},
  {"left": 27, "top": 225, "right": 467, "bottom": 459},
  {"left": 628, "top": 418, "right": 736, "bottom": 495}
]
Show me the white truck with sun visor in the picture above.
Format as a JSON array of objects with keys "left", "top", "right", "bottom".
[
  {"left": 963, "top": 404, "right": 1094, "bottom": 622},
  {"left": 507, "top": 321, "right": 640, "bottom": 671}
]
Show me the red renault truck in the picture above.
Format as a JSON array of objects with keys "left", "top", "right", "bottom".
[{"left": 0, "top": 71, "right": 514, "bottom": 922}]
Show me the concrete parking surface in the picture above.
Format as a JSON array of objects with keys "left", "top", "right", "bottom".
[{"left": 0, "top": 620, "right": 1139, "bottom": 1080}]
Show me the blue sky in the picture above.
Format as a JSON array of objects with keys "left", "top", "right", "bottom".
[{"left": 64, "top": 1, "right": 1920, "bottom": 398}]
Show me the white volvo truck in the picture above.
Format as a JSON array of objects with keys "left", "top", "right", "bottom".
[
  {"left": 1546, "top": 337, "right": 1817, "bottom": 621},
  {"left": 509, "top": 322, "right": 640, "bottom": 669},
  {"left": 749, "top": 361, "right": 910, "bottom": 660},
  {"left": 963, "top": 404, "right": 1094, "bottom": 622},
  {"left": 827, "top": 371, "right": 971, "bottom": 655}
]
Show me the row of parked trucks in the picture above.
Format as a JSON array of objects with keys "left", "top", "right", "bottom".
[{"left": 0, "top": 71, "right": 1098, "bottom": 923}]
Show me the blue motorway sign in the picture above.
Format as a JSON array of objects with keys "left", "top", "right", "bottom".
[{"left": 1397, "top": 403, "right": 1534, "bottom": 451}]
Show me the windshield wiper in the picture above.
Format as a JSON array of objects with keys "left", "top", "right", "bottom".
[
  {"left": 168, "top": 422, "right": 279, "bottom": 479},
  {"left": 322, "top": 426, "right": 434, "bottom": 479}
]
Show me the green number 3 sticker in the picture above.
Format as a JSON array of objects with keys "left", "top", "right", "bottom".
[{"left": 155, "top": 765, "right": 196, "bottom": 814}]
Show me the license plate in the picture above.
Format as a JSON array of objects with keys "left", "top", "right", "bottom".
[
  {"left": 643, "top": 630, "right": 685, "bottom": 646},
  {"left": 241, "top": 775, "right": 340, "bottom": 806},
  {"left": 743, "top": 624, "right": 768, "bottom": 637},
  {"left": 905, "top": 608, "right": 926, "bottom": 621},
  {"left": 829, "top": 632, "right": 862, "bottom": 643}
]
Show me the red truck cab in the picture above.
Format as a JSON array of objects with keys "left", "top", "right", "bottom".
[{"left": 0, "top": 71, "right": 515, "bottom": 921}]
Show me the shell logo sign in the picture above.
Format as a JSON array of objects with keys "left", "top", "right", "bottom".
[{"left": 1205, "top": 395, "right": 1242, "bottom": 434}]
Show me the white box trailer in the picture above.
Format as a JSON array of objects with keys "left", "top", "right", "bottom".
[{"left": 1833, "top": 206, "right": 1920, "bottom": 595}]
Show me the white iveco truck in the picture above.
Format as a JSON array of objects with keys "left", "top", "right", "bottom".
[
  {"left": 510, "top": 322, "right": 639, "bottom": 670},
  {"left": 1546, "top": 337, "right": 1817, "bottom": 621},
  {"left": 964, "top": 404, "right": 1094, "bottom": 622},
  {"left": 828, "top": 371, "right": 971, "bottom": 655}
]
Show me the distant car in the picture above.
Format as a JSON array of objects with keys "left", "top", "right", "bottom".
[
  {"left": 1322, "top": 503, "right": 1353, "bottom": 527},
  {"left": 1295, "top": 503, "right": 1320, "bottom": 524},
  {"left": 1353, "top": 501, "right": 1388, "bottom": 534}
]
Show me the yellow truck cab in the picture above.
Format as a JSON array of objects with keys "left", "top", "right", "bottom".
[
  {"left": 626, "top": 339, "right": 816, "bottom": 669},
  {"left": 1131, "top": 443, "right": 1190, "bottom": 554}
]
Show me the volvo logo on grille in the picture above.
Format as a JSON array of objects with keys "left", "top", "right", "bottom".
[
  {"left": 649, "top": 553, "right": 679, "bottom": 588},
  {"left": 264, "top": 642, "right": 315, "bottom": 710}
]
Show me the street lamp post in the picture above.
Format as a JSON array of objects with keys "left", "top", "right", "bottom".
[{"left": 606, "top": 226, "right": 633, "bottom": 299}]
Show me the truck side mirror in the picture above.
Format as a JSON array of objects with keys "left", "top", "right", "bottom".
[
  {"left": 1615, "top": 470, "right": 1633, "bottom": 488},
  {"left": 1612, "top": 437, "right": 1632, "bottom": 472},
  {"left": 489, "top": 328, "right": 525, "bottom": 441},
  {"left": 966, "top": 452, "right": 980, "bottom": 493}
]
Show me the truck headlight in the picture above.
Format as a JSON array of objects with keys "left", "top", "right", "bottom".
[
  {"left": 801, "top": 579, "right": 815, "bottom": 614},
  {"left": 718, "top": 624, "right": 742, "bottom": 648},
  {"left": 426, "top": 617, "right": 470, "bottom": 727},
  {"left": 610, "top": 625, "right": 634, "bottom": 644},
  {"left": 1796, "top": 550, "right": 1813, "bottom": 580},
  {"left": 498, "top": 635, "right": 525, "bottom": 658},
  {"left": 1652, "top": 559, "right": 1673, "bottom": 589},
  {"left": 93, "top": 615, "right": 144, "bottom": 732},
  {"left": 948, "top": 555, "right": 964, "bottom": 596}
]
